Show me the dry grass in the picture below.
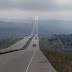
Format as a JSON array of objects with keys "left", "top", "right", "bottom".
[{"left": 39, "top": 37, "right": 72, "bottom": 72}]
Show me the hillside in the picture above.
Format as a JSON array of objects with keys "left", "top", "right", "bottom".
[{"left": 39, "top": 34, "right": 72, "bottom": 72}]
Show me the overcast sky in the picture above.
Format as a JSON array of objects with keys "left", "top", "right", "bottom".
[{"left": 0, "top": 0, "right": 72, "bottom": 21}]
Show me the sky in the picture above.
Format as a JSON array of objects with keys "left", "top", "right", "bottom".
[{"left": 0, "top": 0, "right": 72, "bottom": 21}]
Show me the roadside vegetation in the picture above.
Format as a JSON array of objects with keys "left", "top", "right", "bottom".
[
  {"left": 39, "top": 35, "right": 72, "bottom": 72},
  {"left": 0, "top": 37, "right": 23, "bottom": 49}
]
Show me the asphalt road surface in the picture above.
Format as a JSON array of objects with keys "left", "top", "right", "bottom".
[
  {"left": 27, "top": 37, "right": 56, "bottom": 72},
  {"left": 0, "top": 37, "right": 29, "bottom": 52},
  {"left": 0, "top": 37, "right": 37, "bottom": 72},
  {"left": 0, "top": 36, "right": 56, "bottom": 72},
  {"left": 0, "top": 19, "right": 56, "bottom": 72}
]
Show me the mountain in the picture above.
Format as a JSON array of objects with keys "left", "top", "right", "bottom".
[
  {"left": 0, "top": 21, "right": 33, "bottom": 38},
  {"left": 39, "top": 20, "right": 72, "bottom": 36}
]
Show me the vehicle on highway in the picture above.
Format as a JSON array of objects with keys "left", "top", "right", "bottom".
[
  {"left": 35, "top": 37, "right": 37, "bottom": 39},
  {"left": 33, "top": 43, "right": 36, "bottom": 47},
  {"left": 26, "top": 36, "right": 31, "bottom": 39}
]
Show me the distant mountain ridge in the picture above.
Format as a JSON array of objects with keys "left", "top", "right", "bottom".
[
  {"left": 39, "top": 20, "right": 72, "bottom": 36},
  {"left": 0, "top": 21, "right": 33, "bottom": 38}
]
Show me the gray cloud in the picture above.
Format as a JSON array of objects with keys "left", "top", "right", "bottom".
[
  {"left": 0, "top": 0, "right": 72, "bottom": 21},
  {"left": 0, "top": 0, "right": 72, "bottom": 11},
  {"left": 0, "top": 0, "right": 59, "bottom": 11}
]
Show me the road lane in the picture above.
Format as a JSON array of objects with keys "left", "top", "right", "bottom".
[
  {"left": 27, "top": 37, "right": 56, "bottom": 72},
  {"left": 0, "top": 37, "right": 37, "bottom": 72},
  {"left": 0, "top": 17, "right": 56, "bottom": 72},
  {"left": 0, "top": 37, "right": 29, "bottom": 52}
]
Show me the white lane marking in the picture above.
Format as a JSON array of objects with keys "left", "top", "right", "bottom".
[{"left": 25, "top": 47, "right": 37, "bottom": 72}]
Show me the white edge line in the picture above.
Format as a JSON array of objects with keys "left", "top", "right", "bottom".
[{"left": 25, "top": 47, "right": 37, "bottom": 72}]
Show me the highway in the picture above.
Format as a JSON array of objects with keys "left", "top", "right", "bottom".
[
  {"left": 0, "top": 36, "right": 56, "bottom": 72},
  {"left": 0, "top": 37, "right": 36, "bottom": 72},
  {"left": 0, "top": 19, "right": 36, "bottom": 53},
  {"left": 0, "top": 37, "right": 29, "bottom": 52},
  {"left": 27, "top": 37, "right": 56, "bottom": 72},
  {"left": 0, "top": 17, "right": 56, "bottom": 72}
]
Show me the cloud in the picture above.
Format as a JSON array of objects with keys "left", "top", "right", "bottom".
[
  {"left": 0, "top": 9, "right": 72, "bottom": 21},
  {"left": 0, "top": 0, "right": 72, "bottom": 21},
  {"left": 0, "top": 0, "right": 58, "bottom": 11},
  {"left": 55, "top": 0, "right": 72, "bottom": 10},
  {"left": 0, "top": 0, "right": 72, "bottom": 11},
  {"left": 56, "top": 0, "right": 72, "bottom": 5}
]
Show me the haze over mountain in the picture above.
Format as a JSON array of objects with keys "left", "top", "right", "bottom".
[
  {"left": 1, "top": 20, "right": 72, "bottom": 39},
  {"left": 0, "top": 21, "right": 33, "bottom": 38},
  {"left": 39, "top": 20, "right": 72, "bottom": 36}
]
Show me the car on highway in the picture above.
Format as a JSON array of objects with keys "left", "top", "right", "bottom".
[
  {"left": 35, "top": 37, "right": 37, "bottom": 39},
  {"left": 26, "top": 36, "right": 31, "bottom": 39},
  {"left": 33, "top": 43, "right": 36, "bottom": 47}
]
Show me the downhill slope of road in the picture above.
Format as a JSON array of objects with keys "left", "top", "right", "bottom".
[
  {"left": 0, "top": 37, "right": 37, "bottom": 72},
  {"left": 26, "top": 37, "right": 56, "bottom": 72},
  {"left": 0, "top": 37, "right": 29, "bottom": 52},
  {"left": 0, "top": 36, "right": 56, "bottom": 72}
]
